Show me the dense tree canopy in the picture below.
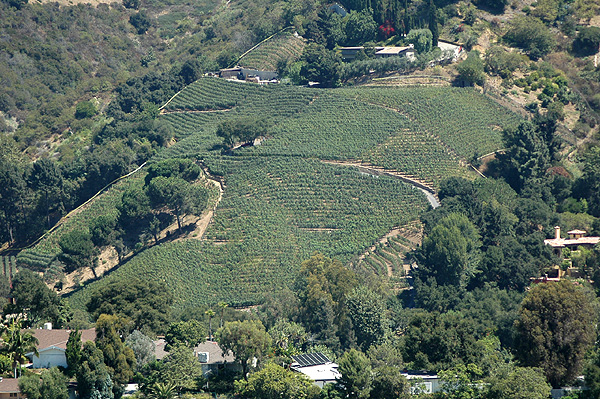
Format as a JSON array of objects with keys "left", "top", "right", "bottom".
[
  {"left": 235, "top": 363, "right": 319, "bottom": 399},
  {"left": 514, "top": 281, "right": 597, "bottom": 387},
  {"left": 216, "top": 320, "right": 271, "bottom": 379},
  {"left": 300, "top": 43, "right": 342, "bottom": 88},
  {"left": 87, "top": 279, "right": 173, "bottom": 334},
  {"left": 8, "top": 269, "right": 63, "bottom": 327},
  {"left": 503, "top": 15, "right": 555, "bottom": 59},
  {"left": 76, "top": 342, "right": 114, "bottom": 399},
  {"left": 19, "top": 367, "right": 69, "bottom": 399}
]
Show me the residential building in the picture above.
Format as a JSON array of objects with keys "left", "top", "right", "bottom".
[
  {"left": 290, "top": 353, "right": 340, "bottom": 387},
  {"left": 0, "top": 378, "right": 24, "bottom": 399},
  {"left": 194, "top": 340, "right": 237, "bottom": 376},
  {"left": 25, "top": 327, "right": 96, "bottom": 369},
  {"left": 544, "top": 226, "right": 600, "bottom": 256}
]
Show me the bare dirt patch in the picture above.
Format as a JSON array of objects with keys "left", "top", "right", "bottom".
[{"left": 59, "top": 246, "right": 118, "bottom": 294}]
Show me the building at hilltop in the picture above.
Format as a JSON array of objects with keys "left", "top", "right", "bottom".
[
  {"left": 219, "top": 67, "right": 278, "bottom": 83},
  {"left": 339, "top": 45, "right": 415, "bottom": 62}
]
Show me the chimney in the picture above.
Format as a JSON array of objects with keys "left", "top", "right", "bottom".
[
  {"left": 43, "top": 322, "right": 52, "bottom": 330},
  {"left": 554, "top": 226, "right": 561, "bottom": 240}
]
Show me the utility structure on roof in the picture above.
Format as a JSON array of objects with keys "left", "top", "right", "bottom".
[{"left": 290, "top": 353, "right": 340, "bottom": 387}]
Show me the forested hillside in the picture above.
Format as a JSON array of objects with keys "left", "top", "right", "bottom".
[{"left": 2, "top": 0, "right": 600, "bottom": 396}]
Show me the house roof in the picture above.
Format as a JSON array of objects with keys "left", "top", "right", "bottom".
[
  {"left": 26, "top": 328, "right": 96, "bottom": 351},
  {"left": 401, "top": 371, "right": 439, "bottom": 380},
  {"left": 0, "top": 378, "right": 20, "bottom": 393},
  {"left": 291, "top": 353, "right": 340, "bottom": 382},
  {"left": 568, "top": 229, "right": 587, "bottom": 235},
  {"left": 194, "top": 340, "right": 234, "bottom": 364},
  {"left": 544, "top": 237, "right": 600, "bottom": 248},
  {"left": 375, "top": 46, "right": 413, "bottom": 55},
  {"left": 292, "top": 363, "right": 340, "bottom": 382},
  {"left": 154, "top": 338, "right": 169, "bottom": 360}
]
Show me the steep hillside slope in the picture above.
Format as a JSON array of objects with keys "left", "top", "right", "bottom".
[{"left": 62, "top": 78, "right": 520, "bottom": 312}]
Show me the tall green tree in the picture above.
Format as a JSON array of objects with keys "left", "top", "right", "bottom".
[
  {"left": 300, "top": 43, "right": 342, "bottom": 88},
  {"left": 406, "top": 29, "right": 433, "bottom": 53},
  {"left": 347, "top": 286, "right": 389, "bottom": 351},
  {"left": 1, "top": 318, "right": 38, "bottom": 378},
  {"left": 428, "top": 0, "right": 438, "bottom": 47},
  {"left": 417, "top": 213, "right": 481, "bottom": 288},
  {"left": 146, "top": 176, "right": 208, "bottom": 232},
  {"left": 295, "top": 253, "right": 358, "bottom": 349},
  {"left": 496, "top": 120, "right": 551, "bottom": 193},
  {"left": 205, "top": 309, "right": 215, "bottom": 341},
  {"left": 216, "top": 320, "right": 271, "bottom": 379},
  {"left": 18, "top": 367, "right": 69, "bottom": 399},
  {"left": 30, "top": 158, "right": 63, "bottom": 229},
  {"left": 370, "top": 365, "right": 409, "bottom": 399},
  {"left": 58, "top": 230, "right": 99, "bottom": 273},
  {"left": 165, "top": 320, "right": 205, "bottom": 349},
  {"left": 344, "top": 9, "right": 377, "bottom": 46},
  {"left": 157, "top": 344, "right": 204, "bottom": 392},
  {"left": 0, "top": 137, "right": 29, "bottom": 244},
  {"left": 456, "top": 51, "right": 485, "bottom": 86},
  {"left": 218, "top": 301, "right": 228, "bottom": 328},
  {"left": 337, "top": 349, "right": 372, "bottom": 399},
  {"left": 76, "top": 341, "right": 114, "bottom": 399},
  {"left": 514, "top": 281, "right": 597, "bottom": 387},
  {"left": 503, "top": 15, "right": 555, "bottom": 59},
  {"left": 8, "top": 269, "right": 63, "bottom": 327},
  {"left": 580, "top": 146, "right": 600, "bottom": 217},
  {"left": 65, "top": 329, "right": 82, "bottom": 377},
  {"left": 95, "top": 314, "right": 136, "bottom": 397},
  {"left": 437, "top": 363, "right": 483, "bottom": 399},
  {"left": 216, "top": 118, "right": 268, "bottom": 150},
  {"left": 486, "top": 366, "right": 551, "bottom": 399}
]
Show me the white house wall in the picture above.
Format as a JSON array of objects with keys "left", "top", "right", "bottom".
[{"left": 32, "top": 348, "right": 67, "bottom": 369}]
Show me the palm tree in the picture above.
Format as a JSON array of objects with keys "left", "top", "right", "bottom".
[
  {"left": 205, "top": 309, "right": 215, "bottom": 341},
  {"left": 218, "top": 302, "right": 228, "bottom": 328},
  {"left": 148, "top": 382, "right": 176, "bottom": 399},
  {"left": 1, "top": 318, "right": 38, "bottom": 377}
]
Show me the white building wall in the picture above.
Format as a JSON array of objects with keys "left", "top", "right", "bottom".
[{"left": 32, "top": 348, "right": 67, "bottom": 369}]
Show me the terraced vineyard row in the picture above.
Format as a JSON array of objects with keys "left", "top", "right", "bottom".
[
  {"left": 339, "top": 86, "right": 521, "bottom": 160},
  {"left": 238, "top": 31, "right": 305, "bottom": 71},
  {"left": 245, "top": 94, "right": 411, "bottom": 160},
  {"left": 68, "top": 157, "right": 429, "bottom": 310},
  {"left": 366, "top": 129, "right": 471, "bottom": 186},
  {"left": 58, "top": 79, "right": 521, "bottom": 311},
  {"left": 0, "top": 256, "right": 17, "bottom": 281},
  {"left": 165, "top": 78, "right": 314, "bottom": 118}
]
